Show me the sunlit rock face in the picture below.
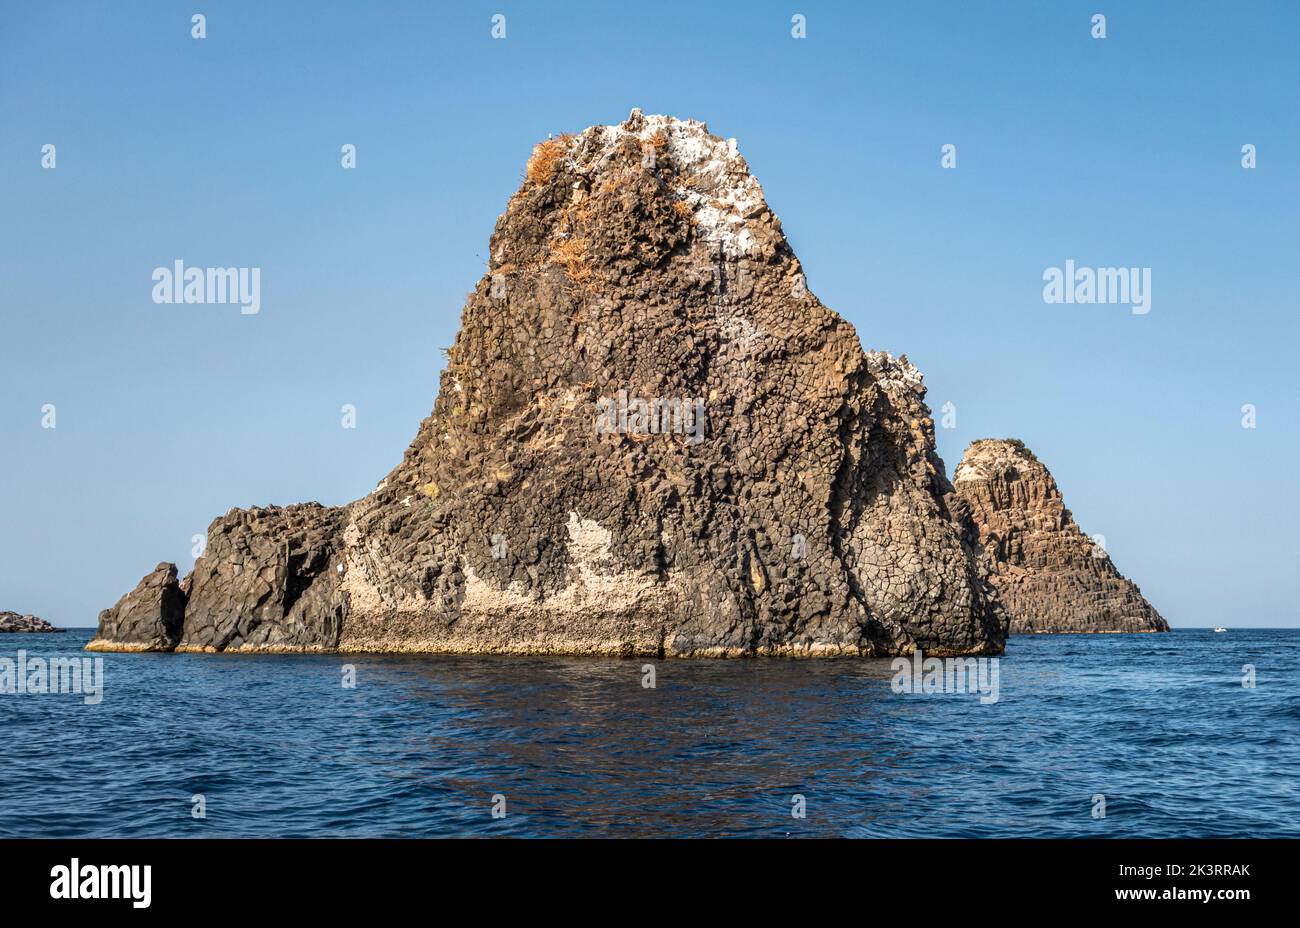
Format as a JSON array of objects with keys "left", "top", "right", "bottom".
[
  {"left": 91, "top": 110, "right": 1005, "bottom": 657},
  {"left": 954, "top": 439, "right": 1168, "bottom": 635}
]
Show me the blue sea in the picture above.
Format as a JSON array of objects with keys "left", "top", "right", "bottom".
[{"left": 1, "top": 629, "right": 1295, "bottom": 838}]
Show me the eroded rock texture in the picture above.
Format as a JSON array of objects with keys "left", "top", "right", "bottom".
[
  {"left": 954, "top": 439, "right": 1168, "bottom": 634},
  {"left": 174, "top": 504, "right": 347, "bottom": 653},
  {"left": 90, "top": 562, "right": 185, "bottom": 650},
  {"left": 91, "top": 110, "right": 1006, "bottom": 657},
  {"left": 0, "top": 612, "right": 63, "bottom": 633}
]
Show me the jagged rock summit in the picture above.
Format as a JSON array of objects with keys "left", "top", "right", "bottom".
[
  {"left": 954, "top": 439, "right": 1168, "bottom": 634},
  {"left": 0, "top": 612, "right": 63, "bottom": 633},
  {"left": 90, "top": 110, "right": 1005, "bottom": 657}
]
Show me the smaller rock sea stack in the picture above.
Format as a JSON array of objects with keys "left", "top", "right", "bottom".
[{"left": 954, "top": 439, "right": 1168, "bottom": 634}]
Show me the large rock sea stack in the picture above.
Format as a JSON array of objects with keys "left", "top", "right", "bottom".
[
  {"left": 954, "top": 439, "right": 1168, "bottom": 634},
  {"left": 90, "top": 110, "right": 1005, "bottom": 657}
]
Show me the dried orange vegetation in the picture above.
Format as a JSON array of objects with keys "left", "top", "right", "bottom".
[
  {"left": 672, "top": 200, "right": 693, "bottom": 220},
  {"left": 566, "top": 192, "right": 595, "bottom": 227},
  {"left": 525, "top": 135, "right": 573, "bottom": 186},
  {"left": 645, "top": 130, "right": 669, "bottom": 168},
  {"left": 550, "top": 235, "right": 591, "bottom": 286}
]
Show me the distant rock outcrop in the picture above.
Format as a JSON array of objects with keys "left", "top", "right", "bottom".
[
  {"left": 90, "top": 110, "right": 1006, "bottom": 657},
  {"left": 0, "top": 612, "right": 63, "bottom": 633},
  {"left": 953, "top": 439, "right": 1168, "bottom": 634}
]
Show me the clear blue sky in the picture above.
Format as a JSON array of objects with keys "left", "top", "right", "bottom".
[{"left": 2, "top": 1, "right": 1296, "bottom": 628}]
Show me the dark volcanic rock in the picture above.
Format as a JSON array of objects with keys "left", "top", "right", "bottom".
[
  {"left": 176, "top": 504, "right": 347, "bottom": 653},
  {"left": 0, "top": 611, "right": 63, "bottom": 633},
  {"left": 88, "top": 562, "right": 185, "bottom": 651},
  {"left": 953, "top": 438, "right": 1168, "bottom": 634},
  {"left": 92, "top": 110, "right": 1006, "bottom": 657}
]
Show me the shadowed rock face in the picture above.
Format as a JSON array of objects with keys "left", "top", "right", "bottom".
[
  {"left": 91, "top": 110, "right": 1005, "bottom": 657},
  {"left": 92, "top": 563, "right": 185, "bottom": 650},
  {"left": 0, "top": 612, "right": 63, "bottom": 633},
  {"left": 954, "top": 439, "right": 1168, "bottom": 634}
]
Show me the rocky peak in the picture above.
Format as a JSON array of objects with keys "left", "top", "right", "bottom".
[
  {"left": 954, "top": 439, "right": 1168, "bottom": 634},
  {"left": 589, "top": 111, "right": 767, "bottom": 257}
]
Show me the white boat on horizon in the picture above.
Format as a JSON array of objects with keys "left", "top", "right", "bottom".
[{"left": 1213, "top": 626, "right": 1228, "bottom": 633}]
